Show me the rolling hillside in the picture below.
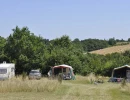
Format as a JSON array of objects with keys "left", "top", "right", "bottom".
[{"left": 89, "top": 43, "right": 130, "bottom": 55}]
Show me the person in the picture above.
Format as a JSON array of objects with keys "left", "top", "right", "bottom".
[
  {"left": 48, "top": 69, "right": 52, "bottom": 77},
  {"left": 47, "top": 70, "right": 50, "bottom": 77}
]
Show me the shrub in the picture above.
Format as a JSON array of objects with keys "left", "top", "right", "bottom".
[
  {"left": 58, "top": 73, "right": 63, "bottom": 84},
  {"left": 22, "top": 72, "right": 27, "bottom": 81},
  {"left": 121, "top": 78, "right": 126, "bottom": 88}
]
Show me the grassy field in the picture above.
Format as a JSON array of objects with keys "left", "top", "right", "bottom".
[
  {"left": 0, "top": 75, "right": 130, "bottom": 100},
  {"left": 89, "top": 43, "right": 130, "bottom": 55}
]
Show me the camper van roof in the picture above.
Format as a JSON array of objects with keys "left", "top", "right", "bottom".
[
  {"left": 53, "top": 64, "right": 73, "bottom": 69},
  {"left": 0, "top": 63, "right": 15, "bottom": 68},
  {"left": 114, "top": 65, "right": 130, "bottom": 70}
]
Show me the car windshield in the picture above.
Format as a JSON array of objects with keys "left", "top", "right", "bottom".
[
  {"left": 30, "top": 71, "right": 40, "bottom": 73},
  {"left": 0, "top": 69, "right": 7, "bottom": 74}
]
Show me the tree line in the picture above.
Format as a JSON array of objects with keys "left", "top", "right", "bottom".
[{"left": 0, "top": 26, "right": 130, "bottom": 76}]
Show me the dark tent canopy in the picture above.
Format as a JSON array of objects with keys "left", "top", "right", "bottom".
[{"left": 112, "top": 65, "right": 130, "bottom": 78}]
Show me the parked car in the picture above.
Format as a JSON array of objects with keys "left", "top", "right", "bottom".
[{"left": 28, "top": 70, "right": 41, "bottom": 80}]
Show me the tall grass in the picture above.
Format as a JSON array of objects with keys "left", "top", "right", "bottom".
[
  {"left": 87, "top": 73, "right": 96, "bottom": 83},
  {"left": 120, "top": 83, "right": 130, "bottom": 94},
  {"left": 0, "top": 76, "right": 60, "bottom": 93},
  {"left": 67, "top": 73, "right": 98, "bottom": 84}
]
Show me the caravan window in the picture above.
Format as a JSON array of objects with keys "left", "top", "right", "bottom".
[{"left": 0, "top": 69, "right": 7, "bottom": 74}]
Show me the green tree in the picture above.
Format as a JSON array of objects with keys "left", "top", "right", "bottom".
[
  {"left": 108, "top": 38, "right": 116, "bottom": 46},
  {"left": 5, "top": 26, "right": 46, "bottom": 74},
  {"left": 128, "top": 38, "right": 130, "bottom": 42},
  {"left": 0, "top": 36, "right": 9, "bottom": 62}
]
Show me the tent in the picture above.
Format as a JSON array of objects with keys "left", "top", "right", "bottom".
[
  {"left": 111, "top": 65, "right": 130, "bottom": 82},
  {"left": 49, "top": 64, "right": 75, "bottom": 80}
]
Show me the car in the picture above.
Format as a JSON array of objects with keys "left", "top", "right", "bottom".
[{"left": 28, "top": 69, "right": 41, "bottom": 80}]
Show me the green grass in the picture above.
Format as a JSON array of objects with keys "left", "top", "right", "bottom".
[
  {"left": 0, "top": 75, "right": 130, "bottom": 100},
  {"left": 109, "top": 88, "right": 130, "bottom": 100}
]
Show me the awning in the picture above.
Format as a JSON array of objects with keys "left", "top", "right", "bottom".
[
  {"left": 53, "top": 64, "right": 72, "bottom": 69},
  {"left": 114, "top": 65, "right": 130, "bottom": 70}
]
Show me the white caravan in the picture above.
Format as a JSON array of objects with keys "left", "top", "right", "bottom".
[{"left": 0, "top": 61, "right": 15, "bottom": 80}]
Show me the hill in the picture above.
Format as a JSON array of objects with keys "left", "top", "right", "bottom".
[{"left": 89, "top": 43, "right": 130, "bottom": 55}]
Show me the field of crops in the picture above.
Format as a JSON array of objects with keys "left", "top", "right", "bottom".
[{"left": 89, "top": 43, "right": 130, "bottom": 55}]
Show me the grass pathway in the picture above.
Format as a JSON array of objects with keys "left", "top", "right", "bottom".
[{"left": 60, "top": 81, "right": 114, "bottom": 100}]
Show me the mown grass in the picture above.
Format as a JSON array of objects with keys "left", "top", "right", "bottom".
[{"left": 0, "top": 75, "right": 130, "bottom": 100}]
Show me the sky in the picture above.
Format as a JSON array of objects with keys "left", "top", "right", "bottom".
[{"left": 0, "top": 0, "right": 130, "bottom": 40}]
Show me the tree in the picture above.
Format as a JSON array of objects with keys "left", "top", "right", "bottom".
[
  {"left": 128, "top": 38, "right": 130, "bottom": 42},
  {"left": 0, "top": 36, "right": 8, "bottom": 62},
  {"left": 5, "top": 26, "right": 46, "bottom": 74},
  {"left": 81, "top": 39, "right": 108, "bottom": 52},
  {"left": 2, "top": 26, "right": 130, "bottom": 77},
  {"left": 108, "top": 38, "right": 116, "bottom": 46}
]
